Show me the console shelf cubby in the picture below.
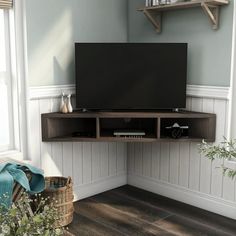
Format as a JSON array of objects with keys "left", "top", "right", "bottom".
[{"left": 41, "top": 111, "right": 216, "bottom": 142}]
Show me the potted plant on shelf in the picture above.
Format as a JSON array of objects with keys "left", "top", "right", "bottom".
[{"left": 199, "top": 137, "right": 236, "bottom": 179}]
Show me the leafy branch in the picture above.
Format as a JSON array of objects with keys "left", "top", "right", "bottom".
[{"left": 199, "top": 137, "right": 236, "bottom": 179}]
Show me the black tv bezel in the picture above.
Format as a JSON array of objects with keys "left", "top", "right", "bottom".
[{"left": 75, "top": 42, "right": 187, "bottom": 111}]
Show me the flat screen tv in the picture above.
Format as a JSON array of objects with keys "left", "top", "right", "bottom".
[{"left": 75, "top": 43, "right": 187, "bottom": 110}]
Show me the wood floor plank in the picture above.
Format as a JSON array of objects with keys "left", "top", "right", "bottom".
[
  {"left": 113, "top": 185, "right": 236, "bottom": 235},
  {"left": 68, "top": 211, "right": 125, "bottom": 236},
  {"left": 89, "top": 190, "right": 172, "bottom": 223},
  {"left": 157, "top": 215, "right": 233, "bottom": 236},
  {"left": 68, "top": 185, "right": 236, "bottom": 236},
  {"left": 74, "top": 199, "right": 175, "bottom": 236}
]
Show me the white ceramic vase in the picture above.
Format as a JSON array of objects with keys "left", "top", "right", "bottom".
[
  {"left": 61, "top": 102, "right": 68, "bottom": 113},
  {"left": 67, "top": 94, "right": 73, "bottom": 113},
  {"left": 60, "top": 92, "right": 65, "bottom": 112}
]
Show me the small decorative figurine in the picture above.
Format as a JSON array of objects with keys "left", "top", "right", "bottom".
[
  {"left": 67, "top": 94, "right": 73, "bottom": 113},
  {"left": 60, "top": 92, "right": 65, "bottom": 112}
]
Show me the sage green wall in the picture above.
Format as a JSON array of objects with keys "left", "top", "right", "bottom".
[
  {"left": 128, "top": 0, "right": 233, "bottom": 86},
  {"left": 26, "top": 0, "right": 128, "bottom": 86},
  {"left": 26, "top": 0, "right": 234, "bottom": 87}
]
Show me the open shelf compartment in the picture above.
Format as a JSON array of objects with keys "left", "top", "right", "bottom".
[
  {"left": 160, "top": 117, "right": 215, "bottom": 141},
  {"left": 42, "top": 117, "right": 97, "bottom": 141},
  {"left": 99, "top": 118, "right": 158, "bottom": 141}
]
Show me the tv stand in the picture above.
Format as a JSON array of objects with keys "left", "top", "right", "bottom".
[{"left": 41, "top": 110, "right": 216, "bottom": 142}]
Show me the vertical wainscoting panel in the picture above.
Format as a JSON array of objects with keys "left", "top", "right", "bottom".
[
  {"left": 117, "top": 142, "right": 127, "bottom": 175},
  {"left": 211, "top": 99, "right": 226, "bottom": 198},
  {"left": 72, "top": 143, "right": 83, "bottom": 186},
  {"left": 28, "top": 97, "right": 127, "bottom": 201},
  {"left": 142, "top": 143, "right": 152, "bottom": 177},
  {"left": 151, "top": 142, "right": 161, "bottom": 179},
  {"left": 189, "top": 98, "right": 202, "bottom": 191},
  {"left": 134, "top": 143, "right": 143, "bottom": 175},
  {"left": 128, "top": 96, "right": 236, "bottom": 219},
  {"left": 179, "top": 142, "right": 190, "bottom": 188},
  {"left": 82, "top": 142, "right": 92, "bottom": 184},
  {"left": 62, "top": 143, "right": 73, "bottom": 177},
  {"left": 108, "top": 143, "right": 117, "bottom": 176},
  {"left": 169, "top": 143, "right": 180, "bottom": 185},
  {"left": 100, "top": 142, "right": 109, "bottom": 178},
  {"left": 160, "top": 142, "right": 170, "bottom": 182},
  {"left": 92, "top": 143, "right": 101, "bottom": 181},
  {"left": 127, "top": 143, "right": 135, "bottom": 174},
  {"left": 200, "top": 98, "right": 214, "bottom": 194}
]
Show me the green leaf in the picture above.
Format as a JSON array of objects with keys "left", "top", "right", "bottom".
[{"left": 33, "top": 214, "right": 42, "bottom": 223}]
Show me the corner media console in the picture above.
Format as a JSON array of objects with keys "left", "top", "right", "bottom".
[{"left": 41, "top": 111, "right": 216, "bottom": 142}]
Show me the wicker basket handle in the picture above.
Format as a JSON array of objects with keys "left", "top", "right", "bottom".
[{"left": 66, "top": 176, "right": 72, "bottom": 186}]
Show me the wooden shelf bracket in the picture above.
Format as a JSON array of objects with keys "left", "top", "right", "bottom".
[
  {"left": 137, "top": 0, "right": 228, "bottom": 33},
  {"left": 201, "top": 3, "right": 219, "bottom": 30},
  {"left": 143, "top": 9, "right": 162, "bottom": 33}
]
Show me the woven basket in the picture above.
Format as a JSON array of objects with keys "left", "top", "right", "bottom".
[{"left": 42, "top": 176, "right": 74, "bottom": 227}]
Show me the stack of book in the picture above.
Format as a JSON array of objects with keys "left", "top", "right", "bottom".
[{"left": 145, "top": 0, "right": 182, "bottom": 7}]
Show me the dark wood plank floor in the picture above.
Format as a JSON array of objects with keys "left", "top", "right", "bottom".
[{"left": 68, "top": 185, "right": 236, "bottom": 236}]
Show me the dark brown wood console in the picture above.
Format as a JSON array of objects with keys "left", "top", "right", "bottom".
[{"left": 41, "top": 111, "right": 216, "bottom": 142}]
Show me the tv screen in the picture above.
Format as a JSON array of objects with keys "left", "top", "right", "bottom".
[{"left": 75, "top": 43, "right": 187, "bottom": 110}]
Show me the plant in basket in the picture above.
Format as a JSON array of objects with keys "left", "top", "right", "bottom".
[{"left": 0, "top": 192, "right": 64, "bottom": 236}]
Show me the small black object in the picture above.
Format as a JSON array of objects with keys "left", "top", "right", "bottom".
[
  {"left": 165, "top": 123, "right": 189, "bottom": 139},
  {"left": 72, "top": 131, "right": 94, "bottom": 137}
]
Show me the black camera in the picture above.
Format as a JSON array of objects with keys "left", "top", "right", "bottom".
[{"left": 165, "top": 123, "right": 189, "bottom": 139}]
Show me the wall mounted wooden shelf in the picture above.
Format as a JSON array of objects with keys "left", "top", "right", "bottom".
[
  {"left": 137, "top": 0, "right": 229, "bottom": 33},
  {"left": 41, "top": 111, "right": 216, "bottom": 143}
]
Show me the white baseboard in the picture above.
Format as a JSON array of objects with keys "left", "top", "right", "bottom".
[
  {"left": 128, "top": 174, "right": 236, "bottom": 220},
  {"left": 73, "top": 174, "right": 127, "bottom": 201}
]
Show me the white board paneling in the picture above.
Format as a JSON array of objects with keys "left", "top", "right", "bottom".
[
  {"left": 108, "top": 142, "right": 117, "bottom": 176},
  {"left": 117, "top": 143, "right": 126, "bottom": 174},
  {"left": 62, "top": 142, "right": 73, "bottom": 177},
  {"left": 72, "top": 142, "right": 83, "bottom": 186},
  {"left": 186, "top": 97, "right": 192, "bottom": 111},
  {"left": 134, "top": 143, "right": 143, "bottom": 175},
  {"left": 92, "top": 142, "right": 101, "bottom": 181},
  {"left": 51, "top": 142, "right": 63, "bottom": 176},
  {"left": 211, "top": 99, "right": 227, "bottom": 198},
  {"left": 51, "top": 98, "right": 60, "bottom": 113},
  {"left": 100, "top": 142, "right": 109, "bottom": 178},
  {"left": 200, "top": 98, "right": 214, "bottom": 194},
  {"left": 191, "top": 97, "right": 203, "bottom": 112},
  {"left": 151, "top": 142, "right": 160, "bottom": 179},
  {"left": 82, "top": 142, "right": 92, "bottom": 184},
  {"left": 179, "top": 142, "right": 190, "bottom": 188},
  {"left": 169, "top": 142, "right": 180, "bottom": 185},
  {"left": 127, "top": 143, "right": 135, "bottom": 174},
  {"left": 160, "top": 142, "right": 170, "bottom": 182},
  {"left": 142, "top": 143, "right": 152, "bottom": 177},
  {"left": 189, "top": 143, "right": 201, "bottom": 191}
]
